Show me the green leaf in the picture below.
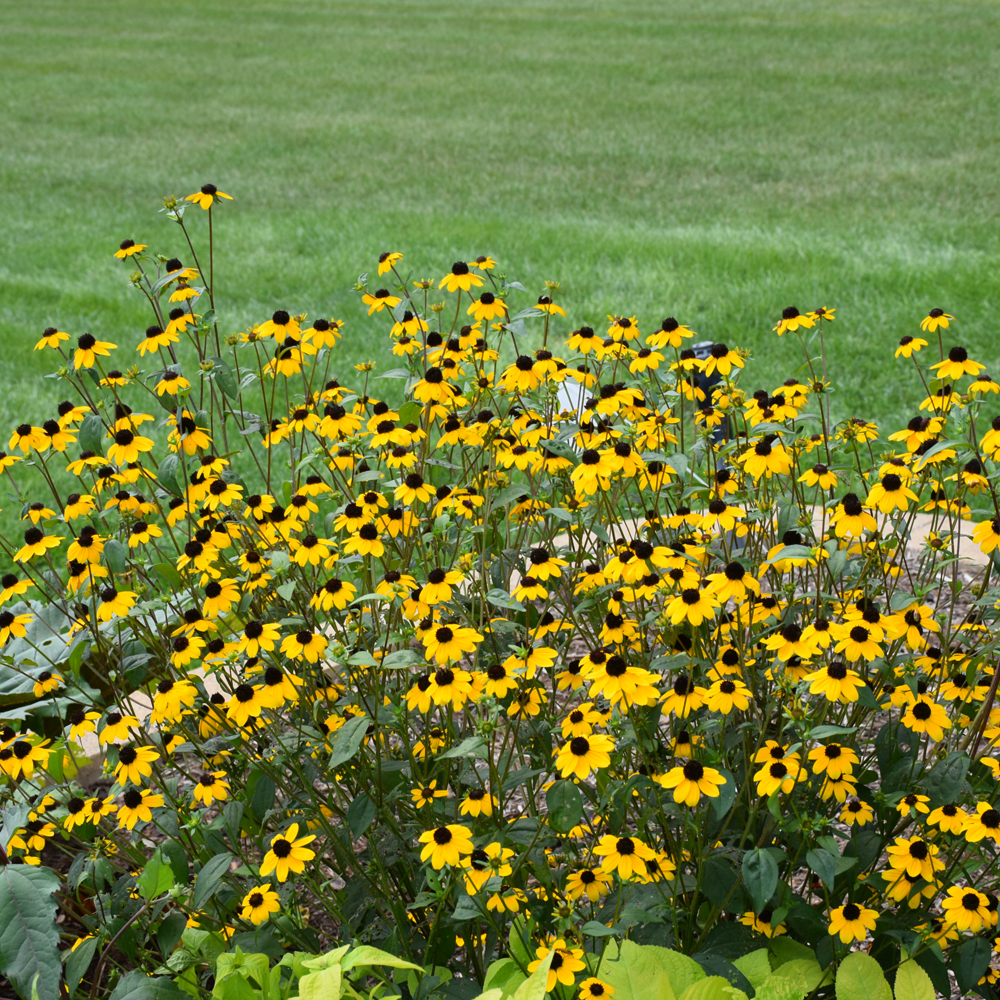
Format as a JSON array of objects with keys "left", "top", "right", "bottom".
[
  {"left": 482, "top": 959, "right": 524, "bottom": 996},
  {"left": 486, "top": 588, "right": 524, "bottom": 612},
  {"left": 192, "top": 853, "right": 232, "bottom": 909},
  {"left": 439, "top": 736, "right": 488, "bottom": 759},
  {"left": 953, "top": 936, "right": 992, "bottom": 995},
  {"left": 381, "top": 648, "right": 424, "bottom": 669},
  {"left": 755, "top": 959, "right": 825, "bottom": 1000},
  {"left": 678, "top": 978, "right": 731, "bottom": 1000},
  {"left": 64, "top": 935, "right": 99, "bottom": 997},
  {"left": 397, "top": 401, "right": 423, "bottom": 425},
  {"left": 731, "top": 950, "right": 771, "bottom": 991},
  {"left": 893, "top": 960, "right": 934, "bottom": 1000},
  {"left": 835, "top": 952, "right": 891, "bottom": 1000},
  {"left": 103, "top": 538, "right": 128, "bottom": 574},
  {"left": 110, "top": 972, "right": 188, "bottom": 1000},
  {"left": 711, "top": 768, "right": 736, "bottom": 819},
  {"left": 154, "top": 562, "right": 184, "bottom": 590},
  {"left": 137, "top": 848, "right": 175, "bottom": 900},
  {"left": 78, "top": 414, "right": 105, "bottom": 455},
  {"left": 208, "top": 357, "right": 239, "bottom": 400},
  {"left": 603, "top": 943, "right": 701, "bottom": 1000},
  {"left": 299, "top": 965, "right": 341, "bottom": 1000},
  {"left": 347, "top": 794, "right": 376, "bottom": 838},
  {"left": 0, "top": 866, "right": 61, "bottom": 1000},
  {"left": 581, "top": 921, "right": 617, "bottom": 938},
  {"left": 510, "top": 951, "right": 552, "bottom": 1000},
  {"left": 741, "top": 848, "right": 778, "bottom": 913},
  {"left": 493, "top": 484, "right": 533, "bottom": 508},
  {"left": 329, "top": 715, "right": 369, "bottom": 768},
  {"left": 157, "top": 454, "right": 183, "bottom": 495},
  {"left": 805, "top": 848, "right": 837, "bottom": 890},
  {"left": 545, "top": 780, "right": 583, "bottom": 834},
  {"left": 212, "top": 973, "right": 259, "bottom": 1000},
  {"left": 922, "top": 751, "right": 969, "bottom": 806},
  {"left": 340, "top": 945, "right": 422, "bottom": 972}
]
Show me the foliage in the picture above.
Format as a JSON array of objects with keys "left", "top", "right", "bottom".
[{"left": 2, "top": 190, "right": 1000, "bottom": 1000}]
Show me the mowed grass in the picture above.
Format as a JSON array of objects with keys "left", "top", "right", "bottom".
[{"left": 1, "top": 0, "right": 999, "bottom": 433}]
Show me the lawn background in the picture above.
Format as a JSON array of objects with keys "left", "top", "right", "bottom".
[{"left": 1, "top": 0, "right": 998, "bottom": 428}]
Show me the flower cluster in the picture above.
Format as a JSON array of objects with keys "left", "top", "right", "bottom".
[{"left": 3, "top": 188, "right": 1000, "bottom": 999}]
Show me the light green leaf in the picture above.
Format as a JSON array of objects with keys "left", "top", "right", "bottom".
[
  {"left": 299, "top": 965, "right": 341, "bottom": 1000},
  {"left": 732, "top": 950, "right": 771, "bottom": 990},
  {"left": 510, "top": 951, "right": 552, "bottom": 1000},
  {"left": 340, "top": 946, "right": 422, "bottom": 972},
  {"left": 893, "top": 960, "right": 934, "bottom": 1000},
  {"left": 755, "top": 959, "right": 826, "bottom": 1000},
  {"left": 678, "top": 977, "right": 731, "bottom": 1000},
  {"left": 836, "top": 952, "right": 891, "bottom": 1000}
]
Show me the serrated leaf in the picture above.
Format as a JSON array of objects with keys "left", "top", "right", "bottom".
[
  {"left": 835, "top": 952, "right": 891, "bottom": 1000},
  {"left": 893, "top": 960, "right": 934, "bottom": 1000}
]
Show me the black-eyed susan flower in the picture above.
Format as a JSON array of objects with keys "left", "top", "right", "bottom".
[
  {"left": 32, "top": 671, "right": 62, "bottom": 697},
  {"left": 773, "top": 307, "right": 815, "bottom": 336},
  {"left": 260, "top": 823, "right": 316, "bottom": 882},
  {"left": 964, "top": 802, "right": 1000, "bottom": 844},
  {"left": 422, "top": 624, "right": 483, "bottom": 665},
  {"left": 920, "top": 308, "right": 954, "bottom": 333},
  {"left": 114, "top": 744, "right": 160, "bottom": 786},
  {"left": 593, "top": 833, "right": 657, "bottom": 880},
  {"left": 840, "top": 797, "right": 874, "bottom": 826},
  {"left": 185, "top": 183, "right": 232, "bottom": 209},
  {"left": 828, "top": 902, "right": 878, "bottom": 943},
  {"left": 35, "top": 327, "right": 69, "bottom": 351},
  {"left": 941, "top": 885, "right": 990, "bottom": 932},
  {"left": 901, "top": 697, "right": 952, "bottom": 742},
  {"left": 117, "top": 787, "right": 164, "bottom": 830},
  {"left": 555, "top": 733, "right": 614, "bottom": 780},
  {"left": 804, "top": 662, "right": 864, "bottom": 702},
  {"left": 527, "top": 940, "right": 585, "bottom": 992},
  {"left": 565, "top": 867, "right": 613, "bottom": 902},
  {"left": 458, "top": 788, "right": 497, "bottom": 818},
  {"left": 0, "top": 610, "right": 32, "bottom": 648},
  {"left": 240, "top": 884, "right": 280, "bottom": 925},
  {"left": 418, "top": 824, "right": 474, "bottom": 869},
  {"left": 660, "top": 760, "right": 726, "bottom": 807},
  {"left": 73, "top": 333, "right": 116, "bottom": 370},
  {"left": 192, "top": 771, "right": 230, "bottom": 806}
]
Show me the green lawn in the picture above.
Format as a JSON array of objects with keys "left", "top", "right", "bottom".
[{"left": 1, "top": 0, "right": 999, "bottom": 430}]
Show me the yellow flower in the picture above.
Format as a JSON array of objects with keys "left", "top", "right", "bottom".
[
  {"left": 185, "top": 183, "right": 233, "bottom": 209},
  {"left": 419, "top": 824, "right": 474, "bottom": 869},
  {"left": 593, "top": 833, "right": 657, "bottom": 880},
  {"left": 439, "top": 262, "right": 483, "bottom": 293},
  {"left": 941, "top": 885, "right": 990, "bottom": 932},
  {"left": 555, "top": 733, "right": 614, "bottom": 780},
  {"left": 192, "top": 771, "right": 230, "bottom": 806},
  {"left": 114, "top": 238, "right": 148, "bottom": 258},
  {"left": 114, "top": 744, "right": 160, "bottom": 786},
  {"left": 240, "top": 884, "right": 280, "bottom": 925},
  {"left": 659, "top": 760, "right": 726, "bottom": 807},
  {"left": 528, "top": 940, "right": 586, "bottom": 992},
  {"left": 919, "top": 308, "right": 954, "bottom": 333},
  {"left": 827, "top": 902, "right": 878, "bottom": 943},
  {"left": 260, "top": 824, "right": 316, "bottom": 882}
]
